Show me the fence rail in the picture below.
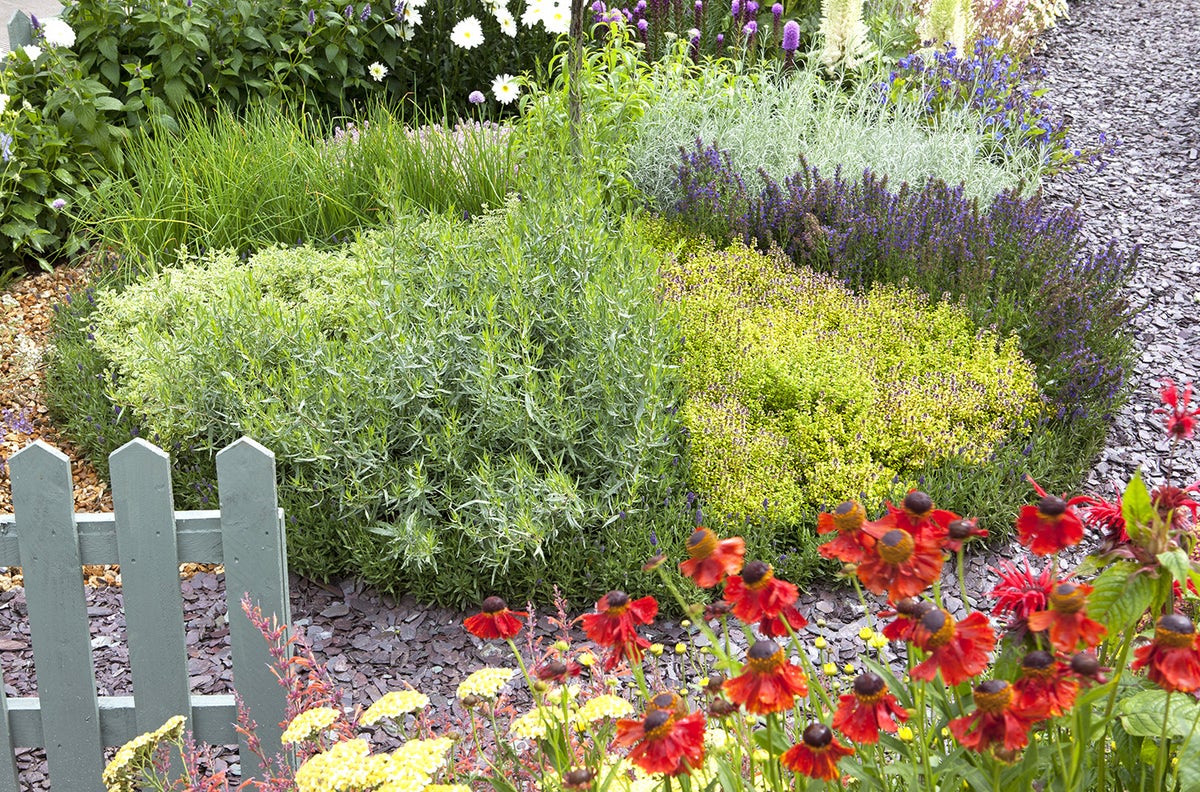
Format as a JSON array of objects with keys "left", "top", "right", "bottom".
[{"left": 0, "top": 437, "right": 291, "bottom": 791}]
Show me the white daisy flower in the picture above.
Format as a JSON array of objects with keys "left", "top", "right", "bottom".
[
  {"left": 496, "top": 8, "right": 517, "bottom": 35},
  {"left": 543, "top": 1, "right": 570, "bottom": 34},
  {"left": 402, "top": 5, "right": 422, "bottom": 24},
  {"left": 368, "top": 61, "right": 388, "bottom": 81},
  {"left": 450, "top": 15, "right": 484, "bottom": 49},
  {"left": 491, "top": 73, "right": 520, "bottom": 105},
  {"left": 521, "top": 0, "right": 547, "bottom": 27}
]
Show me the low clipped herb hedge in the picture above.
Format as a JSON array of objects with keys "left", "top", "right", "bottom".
[
  {"left": 660, "top": 233, "right": 1043, "bottom": 530},
  {"left": 48, "top": 194, "right": 692, "bottom": 607}
]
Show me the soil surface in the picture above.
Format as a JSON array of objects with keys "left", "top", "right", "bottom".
[{"left": 1, "top": 0, "right": 1198, "bottom": 785}]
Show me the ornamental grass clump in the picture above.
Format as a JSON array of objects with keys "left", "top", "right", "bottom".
[
  {"left": 659, "top": 232, "right": 1041, "bottom": 536},
  {"left": 112, "top": 385, "right": 1200, "bottom": 791}
]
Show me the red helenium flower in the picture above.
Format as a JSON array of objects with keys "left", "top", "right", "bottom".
[
  {"left": 817, "top": 501, "right": 873, "bottom": 565},
  {"left": 1011, "top": 651, "right": 1076, "bottom": 719},
  {"left": 855, "top": 524, "right": 944, "bottom": 603},
  {"left": 613, "top": 709, "right": 706, "bottom": 777},
  {"left": 580, "top": 591, "right": 658, "bottom": 671},
  {"left": 1015, "top": 490, "right": 1085, "bottom": 556},
  {"left": 948, "top": 680, "right": 1039, "bottom": 755},
  {"left": 781, "top": 723, "right": 854, "bottom": 782},
  {"left": 831, "top": 672, "right": 908, "bottom": 744},
  {"left": 723, "top": 639, "right": 808, "bottom": 715},
  {"left": 872, "top": 490, "right": 959, "bottom": 544},
  {"left": 910, "top": 608, "right": 995, "bottom": 686},
  {"left": 1131, "top": 614, "right": 1200, "bottom": 694},
  {"left": 724, "top": 561, "right": 800, "bottom": 626},
  {"left": 881, "top": 598, "right": 937, "bottom": 643},
  {"left": 464, "top": 596, "right": 527, "bottom": 641},
  {"left": 944, "top": 517, "right": 988, "bottom": 553},
  {"left": 1026, "top": 581, "right": 1106, "bottom": 653},
  {"left": 678, "top": 527, "right": 745, "bottom": 589}
]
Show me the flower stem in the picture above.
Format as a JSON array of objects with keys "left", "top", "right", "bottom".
[{"left": 1153, "top": 692, "right": 1172, "bottom": 791}]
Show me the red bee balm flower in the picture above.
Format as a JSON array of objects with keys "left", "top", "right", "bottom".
[
  {"left": 990, "top": 560, "right": 1053, "bottom": 631},
  {"left": 949, "top": 679, "right": 1039, "bottom": 755},
  {"left": 464, "top": 596, "right": 527, "bottom": 641},
  {"left": 724, "top": 639, "right": 809, "bottom": 715},
  {"left": 580, "top": 591, "right": 658, "bottom": 671},
  {"left": 910, "top": 608, "right": 995, "bottom": 686},
  {"left": 1016, "top": 493, "right": 1085, "bottom": 556},
  {"left": 781, "top": 723, "right": 854, "bottom": 782},
  {"left": 831, "top": 672, "right": 909, "bottom": 744},
  {"left": 1156, "top": 379, "right": 1200, "bottom": 440},
  {"left": 724, "top": 561, "right": 800, "bottom": 625},
  {"left": 817, "top": 501, "right": 872, "bottom": 565},
  {"left": 1131, "top": 614, "right": 1200, "bottom": 694},
  {"left": 873, "top": 490, "right": 959, "bottom": 544},
  {"left": 613, "top": 709, "right": 706, "bottom": 777},
  {"left": 1026, "top": 582, "right": 1106, "bottom": 653},
  {"left": 678, "top": 527, "right": 745, "bottom": 589},
  {"left": 1012, "top": 650, "right": 1076, "bottom": 719},
  {"left": 855, "top": 525, "right": 944, "bottom": 603}
]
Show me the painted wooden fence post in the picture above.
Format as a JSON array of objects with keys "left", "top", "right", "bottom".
[
  {"left": 110, "top": 439, "right": 193, "bottom": 736},
  {"left": 0, "top": 670, "right": 20, "bottom": 790},
  {"left": 6, "top": 11, "right": 31, "bottom": 50},
  {"left": 216, "top": 438, "right": 290, "bottom": 773},
  {"left": 8, "top": 441, "right": 105, "bottom": 792}
]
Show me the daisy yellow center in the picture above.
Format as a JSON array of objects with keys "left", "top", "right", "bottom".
[
  {"left": 832, "top": 501, "right": 865, "bottom": 532},
  {"left": 973, "top": 682, "right": 1013, "bottom": 714},
  {"left": 1154, "top": 625, "right": 1197, "bottom": 649},
  {"left": 1049, "top": 584, "right": 1087, "bottom": 614},
  {"left": 688, "top": 529, "right": 718, "bottom": 559},
  {"left": 877, "top": 530, "right": 915, "bottom": 564},
  {"left": 747, "top": 646, "right": 785, "bottom": 675},
  {"left": 922, "top": 609, "right": 956, "bottom": 649}
]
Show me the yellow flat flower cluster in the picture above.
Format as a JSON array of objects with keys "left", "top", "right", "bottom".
[
  {"left": 282, "top": 706, "right": 343, "bottom": 744},
  {"left": 103, "top": 715, "right": 187, "bottom": 792},
  {"left": 574, "top": 694, "right": 634, "bottom": 724},
  {"left": 295, "top": 736, "right": 453, "bottom": 792},
  {"left": 361, "top": 690, "right": 431, "bottom": 725},
  {"left": 455, "top": 667, "right": 515, "bottom": 701}
]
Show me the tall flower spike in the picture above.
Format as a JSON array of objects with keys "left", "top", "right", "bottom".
[
  {"left": 679, "top": 527, "right": 745, "bottom": 589},
  {"left": 1131, "top": 613, "right": 1200, "bottom": 693},
  {"left": 910, "top": 608, "right": 995, "bottom": 686},
  {"left": 612, "top": 708, "right": 707, "bottom": 777},
  {"left": 781, "top": 723, "right": 854, "bottom": 781},
  {"left": 831, "top": 672, "right": 909, "bottom": 744},
  {"left": 464, "top": 596, "right": 527, "bottom": 641},
  {"left": 1026, "top": 582, "right": 1106, "bottom": 653},
  {"left": 724, "top": 639, "right": 808, "bottom": 714}
]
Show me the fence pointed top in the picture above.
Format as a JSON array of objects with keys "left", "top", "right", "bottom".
[
  {"left": 9, "top": 440, "right": 69, "bottom": 466},
  {"left": 215, "top": 436, "right": 274, "bottom": 463},
  {"left": 111, "top": 437, "right": 169, "bottom": 462}
]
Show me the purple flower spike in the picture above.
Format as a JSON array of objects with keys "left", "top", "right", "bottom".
[
  {"left": 308, "top": 8, "right": 316, "bottom": 24},
  {"left": 772, "top": 2, "right": 782, "bottom": 16},
  {"left": 782, "top": 18, "right": 800, "bottom": 51},
  {"left": 344, "top": 4, "right": 354, "bottom": 18},
  {"left": 731, "top": 0, "right": 740, "bottom": 17},
  {"left": 360, "top": 3, "right": 371, "bottom": 20},
  {"left": 746, "top": 1, "right": 758, "bottom": 15},
  {"left": 744, "top": 19, "right": 757, "bottom": 36}
]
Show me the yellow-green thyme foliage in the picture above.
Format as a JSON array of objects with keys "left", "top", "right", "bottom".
[{"left": 662, "top": 240, "right": 1042, "bottom": 525}]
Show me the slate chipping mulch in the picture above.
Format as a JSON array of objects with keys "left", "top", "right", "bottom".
[{"left": 1, "top": 0, "right": 1198, "bottom": 785}]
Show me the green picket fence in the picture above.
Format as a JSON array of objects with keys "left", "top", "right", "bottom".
[{"left": 0, "top": 437, "right": 290, "bottom": 791}]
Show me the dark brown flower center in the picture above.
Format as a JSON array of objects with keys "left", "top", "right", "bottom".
[
  {"left": 643, "top": 709, "right": 673, "bottom": 739},
  {"left": 603, "top": 590, "right": 629, "bottom": 613},
  {"left": 877, "top": 529, "right": 915, "bottom": 564},
  {"left": 562, "top": 769, "right": 595, "bottom": 788},
  {"left": 947, "top": 519, "right": 975, "bottom": 540},
  {"left": 1021, "top": 650, "right": 1054, "bottom": 671},
  {"left": 802, "top": 722, "right": 833, "bottom": 748},
  {"left": 652, "top": 692, "right": 680, "bottom": 713},
  {"left": 742, "top": 560, "right": 771, "bottom": 587},
  {"left": 904, "top": 491, "right": 933, "bottom": 516},
  {"left": 973, "top": 680, "right": 1013, "bottom": 714},
  {"left": 833, "top": 501, "right": 866, "bottom": 532},
  {"left": 1049, "top": 583, "right": 1087, "bottom": 614},
  {"left": 746, "top": 639, "right": 785, "bottom": 674},
  {"left": 481, "top": 596, "right": 507, "bottom": 614},
  {"left": 1156, "top": 614, "right": 1197, "bottom": 648},
  {"left": 853, "top": 672, "right": 886, "bottom": 700},
  {"left": 920, "top": 608, "right": 956, "bottom": 648},
  {"left": 687, "top": 528, "right": 718, "bottom": 559},
  {"left": 1037, "top": 495, "right": 1067, "bottom": 518}
]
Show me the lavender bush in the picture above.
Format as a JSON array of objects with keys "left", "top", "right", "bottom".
[{"left": 670, "top": 139, "right": 1136, "bottom": 423}]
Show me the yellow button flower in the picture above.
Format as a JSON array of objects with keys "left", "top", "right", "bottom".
[
  {"left": 361, "top": 690, "right": 430, "bottom": 726},
  {"left": 281, "top": 707, "right": 341, "bottom": 745}
]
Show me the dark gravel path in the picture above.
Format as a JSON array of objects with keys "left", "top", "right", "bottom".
[{"left": 2, "top": 0, "right": 1198, "bottom": 786}]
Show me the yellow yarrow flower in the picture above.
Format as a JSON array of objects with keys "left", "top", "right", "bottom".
[
  {"left": 576, "top": 694, "right": 633, "bottom": 724},
  {"left": 361, "top": 690, "right": 430, "bottom": 725},
  {"left": 103, "top": 716, "right": 187, "bottom": 792},
  {"left": 282, "top": 707, "right": 342, "bottom": 745},
  {"left": 456, "top": 667, "right": 515, "bottom": 701},
  {"left": 511, "top": 707, "right": 558, "bottom": 740},
  {"left": 426, "top": 786, "right": 473, "bottom": 792},
  {"left": 294, "top": 738, "right": 373, "bottom": 792}
]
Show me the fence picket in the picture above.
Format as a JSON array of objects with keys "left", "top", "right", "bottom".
[
  {"left": 110, "top": 439, "right": 192, "bottom": 735},
  {"left": 8, "top": 442, "right": 104, "bottom": 791},
  {"left": 216, "top": 438, "right": 290, "bottom": 771},
  {"left": 5, "top": 11, "right": 31, "bottom": 51},
  {"left": 0, "top": 671, "right": 20, "bottom": 791}
]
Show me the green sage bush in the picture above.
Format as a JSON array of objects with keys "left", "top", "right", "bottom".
[{"left": 52, "top": 190, "right": 689, "bottom": 606}]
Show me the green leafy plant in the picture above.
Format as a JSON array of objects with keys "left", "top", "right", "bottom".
[{"left": 0, "top": 26, "right": 126, "bottom": 276}]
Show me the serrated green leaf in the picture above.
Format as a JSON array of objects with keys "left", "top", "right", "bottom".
[
  {"left": 1122, "top": 470, "right": 1155, "bottom": 545},
  {"left": 1157, "top": 548, "right": 1194, "bottom": 591},
  {"left": 1088, "top": 561, "right": 1154, "bottom": 635},
  {"left": 1118, "top": 688, "right": 1200, "bottom": 738}
]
